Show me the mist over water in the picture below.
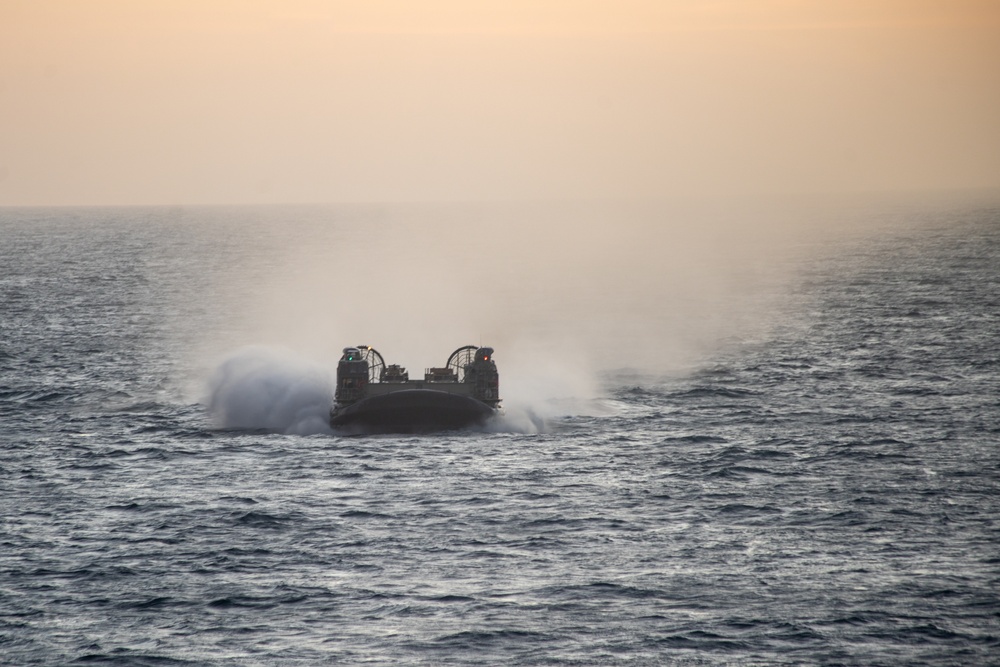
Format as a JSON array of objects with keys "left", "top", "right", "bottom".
[
  {"left": 193, "top": 197, "right": 902, "bottom": 434},
  {"left": 188, "top": 197, "right": 914, "bottom": 387},
  {"left": 181, "top": 195, "right": 973, "bottom": 437},
  {"left": 205, "top": 346, "right": 334, "bottom": 435}
]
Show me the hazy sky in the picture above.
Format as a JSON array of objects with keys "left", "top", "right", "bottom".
[{"left": 2, "top": 1, "right": 998, "bottom": 205}]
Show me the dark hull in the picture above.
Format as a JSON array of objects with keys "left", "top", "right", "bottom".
[{"left": 330, "top": 389, "right": 497, "bottom": 434}]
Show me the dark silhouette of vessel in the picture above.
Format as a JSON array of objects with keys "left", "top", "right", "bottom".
[{"left": 330, "top": 345, "right": 500, "bottom": 433}]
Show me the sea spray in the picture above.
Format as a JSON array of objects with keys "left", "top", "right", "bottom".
[
  {"left": 205, "top": 346, "right": 333, "bottom": 435},
  {"left": 486, "top": 351, "right": 612, "bottom": 434},
  {"left": 204, "top": 344, "right": 608, "bottom": 436}
]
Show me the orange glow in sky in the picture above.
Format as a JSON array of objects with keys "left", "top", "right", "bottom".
[{"left": 1, "top": 1, "right": 998, "bottom": 204}]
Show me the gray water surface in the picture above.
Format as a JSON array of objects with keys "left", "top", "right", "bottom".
[{"left": 1, "top": 204, "right": 998, "bottom": 665}]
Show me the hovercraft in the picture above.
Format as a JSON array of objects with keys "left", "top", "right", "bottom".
[{"left": 329, "top": 345, "right": 501, "bottom": 433}]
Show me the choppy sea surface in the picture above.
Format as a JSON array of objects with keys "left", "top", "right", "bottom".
[{"left": 1, "top": 202, "right": 998, "bottom": 665}]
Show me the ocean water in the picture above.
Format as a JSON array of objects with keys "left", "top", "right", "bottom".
[{"left": 1, "top": 202, "right": 998, "bottom": 665}]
